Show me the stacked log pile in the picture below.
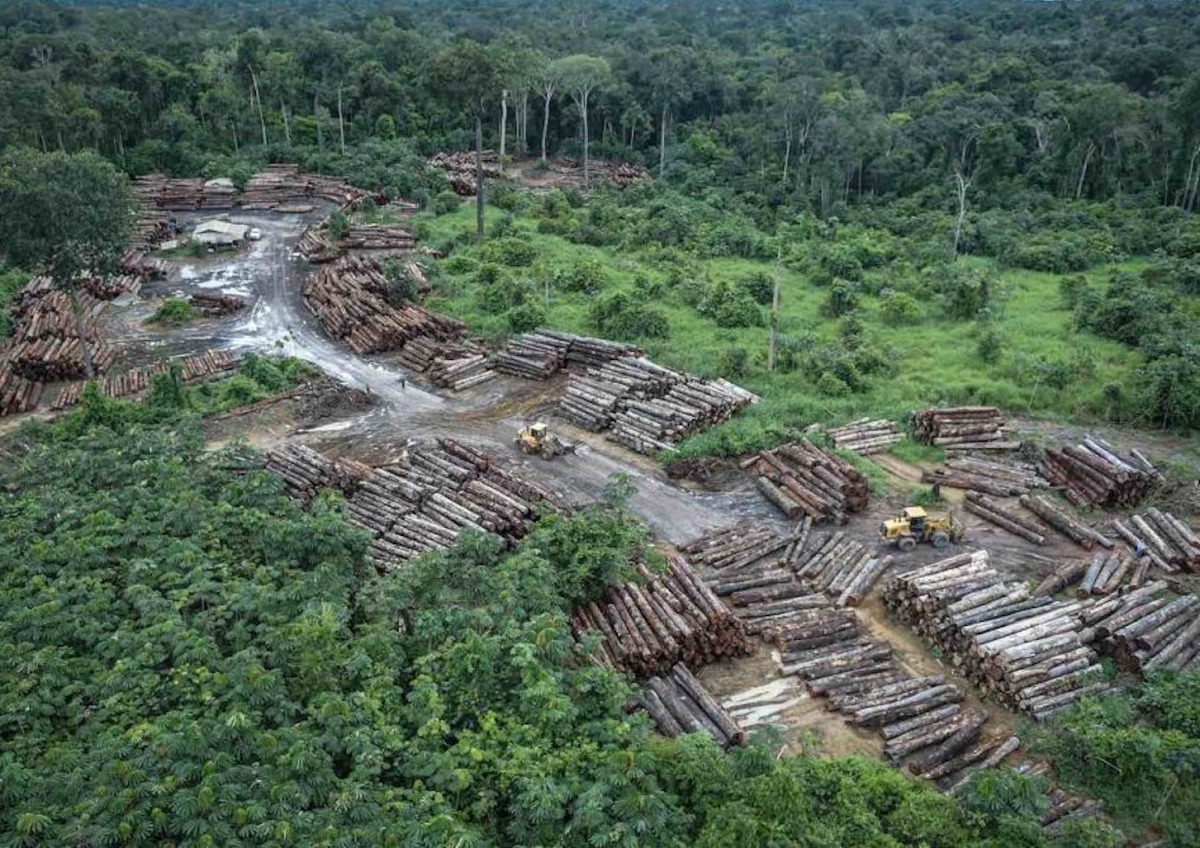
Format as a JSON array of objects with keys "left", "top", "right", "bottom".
[
  {"left": 1059, "top": 551, "right": 1145, "bottom": 598},
  {"left": 121, "top": 249, "right": 168, "bottom": 279},
  {"left": 189, "top": 292, "right": 246, "bottom": 317},
  {"left": 495, "top": 330, "right": 641, "bottom": 380},
  {"left": 923, "top": 456, "right": 1047, "bottom": 497},
  {"left": 963, "top": 491, "right": 1049, "bottom": 545},
  {"left": 303, "top": 256, "right": 464, "bottom": 354},
  {"left": 557, "top": 357, "right": 757, "bottom": 453},
  {"left": 4, "top": 287, "right": 115, "bottom": 381},
  {"left": 298, "top": 223, "right": 416, "bottom": 260},
  {"left": 572, "top": 554, "right": 752, "bottom": 676},
  {"left": 911, "top": 406, "right": 1014, "bottom": 451},
  {"left": 1041, "top": 436, "right": 1161, "bottom": 507},
  {"left": 133, "top": 175, "right": 238, "bottom": 210},
  {"left": 131, "top": 212, "right": 171, "bottom": 250},
  {"left": 1019, "top": 494, "right": 1115, "bottom": 551},
  {"left": 1085, "top": 582, "right": 1200, "bottom": 674},
  {"left": 428, "top": 151, "right": 502, "bottom": 195},
  {"left": 793, "top": 532, "right": 894, "bottom": 607},
  {"left": 609, "top": 378, "right": 760, "bottom": 454},
  {"left": 392, "top": 337, "right": 497, "bottom": 392},
  {"left": 1111, "top": 509, "right": 1199, "bottom": 573},
  {"left": 0, "top": 371, "right": 43, "bottom": 415},
  {"left": 610, "top": 162, "right": 653, "bottom": 188},
  {"left": 884, "top": 551, "right": 1101, "bottom": 720},
  {"left": 265, "top": 438, "right": 558, "bottom": 569},
  {"left": 264, "top": 444, "right": 366, "bottom": 504},
  {"left": 636, "top": 663, "right": 746, "bottom": 747},
  {"left": 826, "top": 418, "right": 902, "bottom": 455},
  {"left": 51, "top": 349, "right": 240, "bottom": 410},
  {"left": 742, "top": 440, "right": 870, "bottom": 524}
]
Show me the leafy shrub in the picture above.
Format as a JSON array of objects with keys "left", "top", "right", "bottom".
[
  {"left": 811, "top": 243, "right": 864, "bottom": 286},
  {"left": 879, "top": 289, "right": 922, "bottom": 325},
  {"left": 506, "top": 301, "right": 545, "bottom": 334},
  {"left": 149, "top": 297, "right": 195, "bottom": 325},
  {"left": 555, "top": 256, "right": 610, "bottom": 294},
  {"left": 976, "top": 321, "right": 1004, "bottom": 364},
  {"left": 717, "top": 346, "right": 749, "bottom": 379},
  {"left": 480, "top": 275, "right": 536, "bottom": 314},
  {"left": 1076, "top": 273, "right": 1174, "bottom": 347},
  {"left": 327, "top": 210, "right": 350, "bottom": 241},
  {"left": 738, "top": 270, "right": 775, "bottom": 304},
  {"left": 589, "top": 291, "right": 670, "bottom": 340},
  {"left": 699, "top": 279, "right": 764, "bottom": 328},
  {"left": 823, "top": 279, "right": 860, "bottom": 317},
  {"left": 479, "top": 236, "right": 537, "bottom": 267},
  {"left": 633, "top": 271, "right": 665, "bottom": 299},
  {"left": 487, "top": 180, "right": 522, "bottom": 211},
  {"left": 431, "top": 189, "right": 461, "bottom": 215},
  {"left": 381, "top": 258, "right": 419, "bottom": 304},
  {"left": 934, "top": 263, "right": 1002, "bottom": 320}
]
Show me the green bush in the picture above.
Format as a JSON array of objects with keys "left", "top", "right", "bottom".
[
  {"left": 699, "top": 279, "right": 765, "bottom": 327},
  {"left": 589, "top": 291, "right": 670, "bottom": 340},
  {"left": 431, "top": 189, "right": 462, "bottom": 215},
  {"left": 823, "top": 279, "right": 860, "bottom": 317},
  {"left": 738, "top": 270, "right": 775, "bottom": 304},
  {"left": 487, "top": 180, "right": 523, "bottom": 211},
  {"left": 716, "top": 346, "right": 749, "bottom": 379},
  {"left": 879, "top": 290, "right": 923, "bottom": 325},
  {"left": 555, "top": 256, "right": 610, "bottom": 294},
  {"left": 506, "top": 301, "right": 545, "bottom": 334},
  {"left": 479, "top": 274, "right": 535, "bottom": 314},
  {"left": 149, "top": 297, "right": 195, "bottom": 325},
  {"left": 479, "top": 235, "right": 537, "bottom": 267}
]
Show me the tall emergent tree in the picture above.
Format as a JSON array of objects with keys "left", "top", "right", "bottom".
[
  {"left": 431, "top": 39, "right": 509, "bottom": 241},
  {"left": 555, "top": 54, "right": 609, "bottom": 189},
  {"left": 0, "top": 149, "right": 134, "bottom": 378}
]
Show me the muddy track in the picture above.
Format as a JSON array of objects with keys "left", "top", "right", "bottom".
[{"left": 104, "top": 211, "right": 778, "bottom": 544}]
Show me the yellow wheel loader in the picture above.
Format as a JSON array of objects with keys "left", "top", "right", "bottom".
[
  {"left": 879, "top": 506, "right": 964, "bottom": 552},
  {"left": 515, "top": 422, "right": 577, "bottom": 460}
]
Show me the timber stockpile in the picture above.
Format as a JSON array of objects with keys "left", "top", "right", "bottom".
[
  {"left": 793, "top": 531, "right": 894, "bottom": 608},
  {"left": 189, "top": 293, "right": 245, "bottom": 318},
  {"left": 428, "top": 150, "right": 503, "bottom": 195},
  {"left": 1019, "top": 493, "right": 1115, "bottom": 551},
  {"left": 636, "top": 663, "right": 746, "bottom": 748},
  {"left": 137, "top": 166, "right": 367, "bottom": 213},
  {"left": 923, "top": 455, "right": 1047, "bottom": 497},
  {"left": 883, "top": 551, "right": 1104, "bottom": 720},
  {"left": 296, "top": 222, "right": 417, "bottom": 261},
  {"left": 1, "top": 284, "right": 116, "bottom": 383},
  {"left": 572, "top": 554, "right": 752, "bottom": 677},
  {"left": 911, "top": 406, "right": 1015, "bottom": 451},
  {"left": 1082, "top": 581, "right": 1200, "bottom": 675},
  {"left": 608, "top": 162, "right": 653, "bottom": 188},
  {"left": 741, "top": 440, "right": 870, "bottom": 524},
  {"left": 303, "top": 256, "right": 464, "bottom": 355},
  {"left": 556, "top": 356, "right": 758, "bottom": 455},
  {"left": 767, "top": 595, "right": 1023, "bottom": 787},
  {"left": 267, "top": 438, "right": 559, "bottom": 568},
  {"left": 962, "top": 491, "right": 1051, "bottom": 545},
  {"left": 0, "top": 371, "right": 43, "bottom": 416},
  {"left": 50, "top": 349, "right": 240, "bottom": 411},
  {"left": 1110, "top": 508, "right": 1200, "bottom": 573},
  {"left": 493, "top": 330, "right": 641, "bottom": 379},
  {"left": 826, "top": 418, "right": 902, "bottom": 455},
  {"left": 1051, "top": 549, "right": 1154, "bottom": 599},
  {"left": 120, "top": 249, "right": 168, "bottom": 279},
  {"left": 395, "top": 336, "right": 497, "bottom": 392},
  {"left": 239, "top": 164, "right": 367, "bottom": 211},
  {"left": 1041, "top": 436, "right": 1162, "bottom": 508}
]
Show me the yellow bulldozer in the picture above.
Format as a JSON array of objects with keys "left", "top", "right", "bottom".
[
  {"left": 879, "top": 506, "right": 964, "bottom": 552},
  {"left": 515, "top": 422, "right": 577, "bottom": 460}
]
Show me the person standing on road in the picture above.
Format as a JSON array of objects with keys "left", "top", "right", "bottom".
[{"left": 399, "top": 376, "right": 406, "bottom": 390}]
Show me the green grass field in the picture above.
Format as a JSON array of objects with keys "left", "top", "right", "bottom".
[{"left": 410, "top": 202, "right": 1151, "bottom": 459}]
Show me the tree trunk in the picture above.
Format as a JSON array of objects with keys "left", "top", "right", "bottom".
[
  {"left": 1185, "top": 141, "right": 1200, "bottom": 213},
  {"left": 768, "top": 261, "right": 780, "bottom": 372},
  {"left": 581, "top": 90, "right": 590, "bottom": 190},
  {"left": 952, "top": 170, "right": 970, "bottom": 259},
  {"left": 475, "top": 112, "right": 485, "bottom": 242},
  {"left": 782, "top": 112, "right": 792, "bottom": 187},
  {"left": 248, "top": 64, "right": 268, "bottom": 146},
  {"left": 281, "top": 101, "right": 292, "bottom": 146},
  {"left": 659, "top": 104, "right": 668, "bottom": 176},
  {"left": 1075, "top": 142, "right": 1095, "bottom": 200},
  {"left": 67, "top": 287, "right": 95, "bottom": 380},
  {"left": 541, "top": 89, "right": 553, "bottom": 162},
  {"left": 315, "top": 91, "right": 323, "bottom": 150},
  {"left": 337, "top": 86, "right": 346, "bottom": 155},
  {"left": 499, "top": 89, "right": 508, "bottom": 174}
]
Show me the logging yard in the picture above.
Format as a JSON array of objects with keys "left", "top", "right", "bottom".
[{"left": 7, "top": 165, "right": 1200, "bottom": 831}]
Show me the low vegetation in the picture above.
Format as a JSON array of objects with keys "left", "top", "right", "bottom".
[{"left": 148, "top": 296, "right": 196, "bottom": 325}]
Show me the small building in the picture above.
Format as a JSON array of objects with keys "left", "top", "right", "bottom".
[{"left": 192, "top": 219, "right": 249, "bottom": 248}]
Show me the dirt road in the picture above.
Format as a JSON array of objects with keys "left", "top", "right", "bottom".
[{"left": 103, "top": 211, "right": 778, "bottom": 543}]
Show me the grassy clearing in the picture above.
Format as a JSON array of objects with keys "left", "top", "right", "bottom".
[{"left": 410, "top": 202, "right": 1153, "bottom": 459}]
